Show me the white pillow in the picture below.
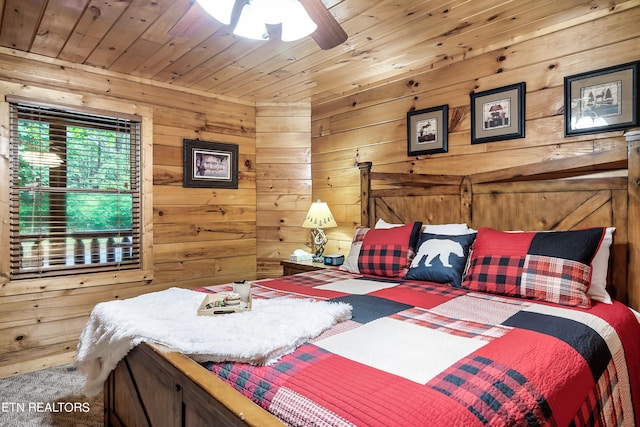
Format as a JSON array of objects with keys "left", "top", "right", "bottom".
[
  {"left": 424, "top": 223, "right": 470, "bottom": 235},
  {"left": 374, "top": 218, "right": 402, "bottom": 229},
  {"left": 376, "top": 219, "right": 471, "bottom": 236},
  {"left": 339, "top": 241, "right": 362, "bottom": 273},
  {"left": 588, "top": 227, "right": 614, "bottom": 304}
]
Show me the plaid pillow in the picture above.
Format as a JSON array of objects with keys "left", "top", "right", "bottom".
[
  {"left": 462, "top": 227, "right": 605, "bottom": 308},
  {"left": 340, "top": 222, "right": 422, "bottom": 278}
]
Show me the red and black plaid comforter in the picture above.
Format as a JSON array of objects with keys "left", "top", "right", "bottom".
[{"left": 197, "top": 269, "right": 640, "bottom": 426}]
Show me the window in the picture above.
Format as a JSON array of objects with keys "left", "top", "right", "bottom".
[{"left": 8, "top": 100, "right": 142, "bottom": 279}]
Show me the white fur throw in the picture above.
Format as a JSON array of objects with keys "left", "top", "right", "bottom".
[{"left": 75, "top": 287, "right": 352, "bottom": 395}]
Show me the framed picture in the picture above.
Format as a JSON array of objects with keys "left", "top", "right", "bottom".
[
  {"left": 407, "top": 105, "right": 448, "bottom": 156},
  {"left": 564, "top": 61, "right": 638, "bottom": 136},
  {"left": 471, "top": 82, "right": 525, "bottom": 144},
  {"left": 183, "top": 139, "right": 238, "bottom": 189}
]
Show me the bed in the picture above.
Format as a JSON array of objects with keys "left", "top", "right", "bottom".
[{"left": 99, "top": 136, "right": 640, "bottom": 427}]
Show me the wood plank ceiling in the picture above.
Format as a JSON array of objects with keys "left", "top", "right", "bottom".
[{"left": 0, "top": 0, "right": 636, "bottom": 104}]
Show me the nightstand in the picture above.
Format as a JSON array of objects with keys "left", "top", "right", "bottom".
[{"left": 281, "top": 259, "right": 333, "bottom": 276}]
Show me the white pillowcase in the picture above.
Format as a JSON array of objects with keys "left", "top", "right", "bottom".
[
  {"left": 424, "top": 223, "right": 471, "bottom": 235},
  {"left": 374, "top": 218, "right": 402, "bottom": 229},
  {"left": 375, "top": 219, "right": 471, "bottom": 235},
  {"left": 339, "top": 241, "right": 362, "bottom": 273},
  {"left": 588, "top": 227, "right": 614, "bottom": 304}
]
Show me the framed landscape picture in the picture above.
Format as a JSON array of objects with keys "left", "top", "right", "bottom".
[
  {"left": 564, "top": 61, "right": 638, "bottom": 136},
  {"left": 183, "top": 139, "right": 238, "bottom": 189},
  {"left": 471, "top": 82, "right": 525, "bottom": 144},
  {"left": 407, "top": 105, "right": 449, "bottom": 156}
]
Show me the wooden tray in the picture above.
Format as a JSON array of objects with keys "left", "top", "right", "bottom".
[{"left": 197, "top": 292, "right": 252, "bottom": 316}]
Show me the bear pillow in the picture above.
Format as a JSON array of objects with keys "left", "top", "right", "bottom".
[{"left": 404, "top": 233, "right": 476, "bottom": 287}]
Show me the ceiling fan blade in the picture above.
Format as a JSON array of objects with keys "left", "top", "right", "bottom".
[{"left": 298, "top": 0, "right": 347, "bottom": 50}]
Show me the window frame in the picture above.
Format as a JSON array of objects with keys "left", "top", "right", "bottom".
[{"left": 1, "top": 95, "right": 154, "bottom": 291}]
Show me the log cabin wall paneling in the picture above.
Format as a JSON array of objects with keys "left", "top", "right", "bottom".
[
  {"left": 256, "top": 102, "right": 312, "bottom": 278},
  {"left": 0, "top": 51, "right": 257, "bottom": 377},
  {"left": 312, "top": 7, "right": 640, "bottom": 264}
]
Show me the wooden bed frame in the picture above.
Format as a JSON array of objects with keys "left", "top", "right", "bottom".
[{"left": 104, "top": 134, "right": 640, "bottom": 426}]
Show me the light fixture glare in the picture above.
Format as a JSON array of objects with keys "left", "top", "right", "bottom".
[
  {"left": 198, "top": 0, "right": 318, "bottom": 43},
  {"left": 253, "top": 0, "right": 289, "bottom": 25},
  {"left": 233, "top": 3, "right": 270, "bottom": 40},
  {"left": 21, "top": 151, "right": 63, "bottom": 167},
  {"left": 196, "top": 0, "right": 235, "bottom": 25},
  {"left": 281, "top": 0, "right": 317, "bottom": 42}
]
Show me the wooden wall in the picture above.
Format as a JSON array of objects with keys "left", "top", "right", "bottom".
[
  {"left": 313, "top": 7, "right": 640, "bottom": 262},
  {"left": 256, "top": 102, "right": 312, "bottom": 278},
  {"left": 0, "top": 4, "right": 639, "bottom": 377},
  {"left": 0, "top": 50, "right": 257, "bottom": 377}
]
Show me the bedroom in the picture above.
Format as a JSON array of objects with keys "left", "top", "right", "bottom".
[{"left": 1, "top": 0, "right": 640, "bottom": 425}]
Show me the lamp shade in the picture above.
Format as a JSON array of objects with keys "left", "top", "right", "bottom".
[
  {"left": 234, "top": 3, "right": 269, "bottom": 40},
  {"left": 281, "top": 0, "right": 317, "bottom": 41},
  {"left": 196, "top": 0, "right": 236, "bottom": 25},
  {"left": 198, "top": 0, "right": 317, "bottom": 43},
  {"left": 302, "top": 200, "right": 337, "bottom": 229}
]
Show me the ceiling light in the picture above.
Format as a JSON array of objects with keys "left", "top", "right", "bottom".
[
  {"left": 199, "top": 0, "right": 317, "bottom": 43},
  {"left": 281, "top": 0, "right": 317, "bottom": 41},
  {"left": 196, "top": 0, "right": 236, "bottom": 25},
  {"left": 255, "top": 0, "right": 289, "bottom": 25},
  {"left": 234, "top": 3, "right": 269, "bottom": 40}
]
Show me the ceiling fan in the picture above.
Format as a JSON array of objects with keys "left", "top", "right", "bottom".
[
  {"left": 170, "top": 0, "right": 347, "bottom": 50},
  {"left": 297, "top": 0, "right": 348, "bottom": 50}
]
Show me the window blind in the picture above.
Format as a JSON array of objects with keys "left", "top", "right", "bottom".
[{"left": 8, "top": 100, "right": 142, "bottom": 278}]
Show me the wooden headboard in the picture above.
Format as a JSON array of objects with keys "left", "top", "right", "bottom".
[{"left": 358, "top": 135, "right": 640, "bottom": 310}]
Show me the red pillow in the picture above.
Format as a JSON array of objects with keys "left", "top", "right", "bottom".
[
  {"left": 335, "top": 222, "right": 420, "bottom": 278},
  {"left": 462, "top": 227, "right": 605, "bottom": 308},
  {"left": 357, "top": 222, "right": 422, "bottom": 278}
]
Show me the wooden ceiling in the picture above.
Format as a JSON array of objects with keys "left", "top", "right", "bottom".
[{"left": 0, "top": 0, "right": 635, "bottom": 104}]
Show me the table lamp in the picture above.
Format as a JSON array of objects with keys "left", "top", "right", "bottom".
[{"left": 302, "top": 200, "right": 337, "bottom": 262}]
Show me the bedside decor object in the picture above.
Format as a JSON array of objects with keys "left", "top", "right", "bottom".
[
  {"left": 289, "top": 249, "right": 314, "bottom": 262},
  {"left": 183, "top": 139, "right": 238, "bottom": 189},
  {"left": 564, "top": 62, "right": 638, "bottom": 136},
  {"left": 232, "top": 280, "right": 252, "bottom": 304},
  {"left": 471, "top": 82, "right": 525, "bottom": 144},
  {"left": 302, "top": 200, "right": 338, "bottom": 262},
  {"left": 198, "top": 292, "right": 253, "bottom": 315},
  {"left": 407, "top": 105, "right": 449, "bottom": 156},
  {"left": 323, "top": 253, "right": 344, "bottom": 266}
]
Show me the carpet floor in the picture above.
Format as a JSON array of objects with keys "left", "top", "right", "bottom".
[{"left": 0, "top": 364, "right": 103, "bottom": 426}]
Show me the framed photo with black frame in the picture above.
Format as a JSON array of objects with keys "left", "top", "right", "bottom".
[
  {"left": 564, "top": 61, "right": 639, "bottom": 136},
  {"left": 471, "top": 82, "right": 525, "bottom": 144},
  {"left": 407, "top": 105, "right": 449, "bottom": 156},
  {"left": 183, "top": 139, "right": 239, "bottom": 189}
]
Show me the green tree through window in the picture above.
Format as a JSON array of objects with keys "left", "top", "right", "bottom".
[
  {"left": 65, "top": 127, "right": 133, "bottom": 232},
  {"left": 9, "top": 101, "right": 141, "bottom": 278}
]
